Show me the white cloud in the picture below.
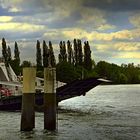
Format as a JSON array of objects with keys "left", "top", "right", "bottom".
[
  {"left": 8, "top": 7, "right": 21, "bottom": 12},
  {"left": 0, "top": 22, "right": 45, "bottom": 31},
  {"left": 94, "top": 44, "right": 111, "bottom": 51},
  {"left": 94, "top": 42, "right": 140, "bottom": 52},
  {"left": 115, "top": 52, "right": 140, "bottom": 59},
  {"left": 97, "top": 24, "right": 116, "bottom": 31},
  {"left": 62, "top": 28, "right": 140, "bottom": 41},
  {"left": 0, "top": 16, "right": 13, "bottom": 22},
  {"left": 114, "top": 42, "right": 140, "bottom": 51}
]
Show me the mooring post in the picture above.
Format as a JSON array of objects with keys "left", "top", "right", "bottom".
[
  {"left": 44, "top": 68, "right": 56, "bottom": 131},
  {"left": 20, "top": 67, "right": 36, "bottom": 131}
]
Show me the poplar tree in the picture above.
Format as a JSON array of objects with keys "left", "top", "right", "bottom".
[
  {"left": 58, "top": 41, "right": 63, "bottom": 63},
  {"left": 7, "top": 46, "right": 12, "bottom": 62},
  {"left": 58, "top": 41, "right": 67, "bottom": 63},
  {"left": 67, "top": 40, "right": 73, "bottom": 64},
  {"left": 36, "top": 40, "right": 42, "bottom": 69},
  {"left": 77, "top": 39, "right": 83, "bottom": 66},
  {"left": 84, "top": 41, "right": 92, "bottom": 70},
  {"left": 62, "top": 41, "right": 67, "bottom": 62},
  {"left": 49, "top": 41, "right": 56, "bottom": 67},
  {"left": 14, "top": 41, "right": 20, "bottom": 66},
  {"left": 2, "top": 38, "right": 8, "bottom": 66},
  {"left": 9, "top": 41, "right": 21, "bottom": 75},
  {"left": 73, "top": 39, "right": 78, "bottom": 66},
  {"left": 43, "top": 40, "right": 49, "bottom": 67}
]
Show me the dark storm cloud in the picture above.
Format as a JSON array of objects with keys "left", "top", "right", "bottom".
[
  {"left": 1, "top": 0, "right": 140, "bottom": 17},
  {"left": 22, "top": 0, "right": 140, "bottom": 12},
  {"left": 83, "top": 0, "right": 140, "bottom": 11}
]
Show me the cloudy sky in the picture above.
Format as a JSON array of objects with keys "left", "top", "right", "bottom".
[{"left": 0, "top": 0, "right": 140, "bottom": 65}]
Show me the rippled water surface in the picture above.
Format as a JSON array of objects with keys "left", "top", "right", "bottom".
[{"left": 0, "top": 85, "right": 140, "bottom": 140}]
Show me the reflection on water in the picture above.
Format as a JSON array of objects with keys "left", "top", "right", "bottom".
[{"left": 0, "top": 84, "right": 140, "bottom": 140}]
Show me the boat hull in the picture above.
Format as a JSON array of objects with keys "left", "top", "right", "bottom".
[{"left": 0, "top": 93, "right": 44, "bottom": 111}]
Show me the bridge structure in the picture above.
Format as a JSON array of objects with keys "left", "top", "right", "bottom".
[{"left": 0, "top": 77, "right": 109, "bottom": 111}]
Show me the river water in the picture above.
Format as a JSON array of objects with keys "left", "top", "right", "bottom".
[{"left": 0, "top": 85, "right": 140, "bottom": 140}]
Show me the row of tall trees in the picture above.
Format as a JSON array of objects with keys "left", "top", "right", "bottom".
[
  {"left": 1, "top": 38, "right": 140, "bottom": 84},
  {"left": 56, "top": 39, "right": 94, "bottom": 82},
  {"left": 36, "top": 39, "right": 93, "bottom": 71},
  {"left": 36, "top": 40, "right": 56, "bottom": 70},
  {"left": 35, "top": 39, "right": 94, "bottom": 82},
  {"left": 1, "top": 38, "right": 20, "bottom": 75},
  {"left": 58, "top": 39, "right": 92, "bottom": 70}
]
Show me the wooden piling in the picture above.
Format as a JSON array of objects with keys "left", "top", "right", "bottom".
[
  {"left": 44, "top": 68, "right": 56, "bottom": 131},
  {"left": 20, "top": 67, "right": 36, "bottom": 131}
]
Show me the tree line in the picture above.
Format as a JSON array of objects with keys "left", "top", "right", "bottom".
[
  {"left": 35, "top": 39, "right": 94, "bottom": 80},
  {"left": 1, "top": 38, "right": 140, "bottom": 84},
  {"left": 95, "top": 61, "right": 140, "bottom": 84},
  {"left": 36, "top": 39, "right": 93, "bottom": 69},
  {"left": 1, "top": 38, "right": 21, "bottom": 75}
]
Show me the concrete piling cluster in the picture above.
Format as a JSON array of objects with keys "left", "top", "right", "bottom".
[{"left": 20, "top": 67, "right": 56, "bottom": 131}]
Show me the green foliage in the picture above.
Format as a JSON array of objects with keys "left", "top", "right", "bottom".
[
  {"left": 77, "top": 39, "right": 83, "bottom": 66},
  {"left": 83, "top": 41, "right": 92, "bottom": 70},
  {"left": 21, "top": 60, "right": 32, "bottom": 67},
  {"left": 10, "top": 59, "right": 21, "bottom": 75},
  {"left": 67, "top": 40, "right": 73, "bottom": 64},
  {"left": 58, "top": 41, "right": 67, "bottom": 63},
  {"left": 49, "top": 41, "right": 56, "bottom": 67},
  {"left": 73, "top": 39, "right": 78, "bottom": 65},
  {"left": 2, "top": 38, "right": 8, "bottom": 66},
  {"left": 84, "top": 69, "right": 98, "bottom": 79},
  {"left": 7, "top": 46, "right": 12, "bottom": 62},
  {"left": 56, "top": 61, "right": 98, "bottom": 83},
  {"left": 118, "top": 73, "right": 128, "bottom": 84},
  {"left": 36, "top": 40, "right": 42, "bottom": 70},
  {"left": 10, "top": 42, "right": 21, "bottom": 75},
  {"left": 56, "top": 62, "right": 80, "bottom": 83},
  {"left": 95, "top": 61, "right": 140, "bottom": 84},
  {"left": 43, "top": 40, "right": 49, "bottom": 67},
  {"left": 123, "top": 63, "right": 140, "bottom": 84},
  {"left": 14, "top": 42, "right": 20, "bottom": 66}
]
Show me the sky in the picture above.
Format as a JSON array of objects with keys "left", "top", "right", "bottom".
[{"left": 0, "top": 0, "right": 140, "bottom": 65}]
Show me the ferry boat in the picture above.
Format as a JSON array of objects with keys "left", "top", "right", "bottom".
[{"left": 0, "top": 62, "right": 22, "bottom": 97}]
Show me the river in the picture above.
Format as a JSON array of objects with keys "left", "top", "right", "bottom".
[{"left": 0, "top": 84, "right": 140, "bottom": 140}]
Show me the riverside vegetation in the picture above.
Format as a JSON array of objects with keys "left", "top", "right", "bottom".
[{"left": 1, "top": 38, "right": 140, "bottom": 84}]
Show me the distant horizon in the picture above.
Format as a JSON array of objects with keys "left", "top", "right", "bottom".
[{"left": 0, "top": 0, "right": 140, "bottom": 65}]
